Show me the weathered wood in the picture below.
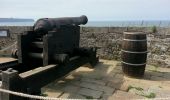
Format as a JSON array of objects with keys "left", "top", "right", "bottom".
[{"left": 121, "top": 32, "right": 147, "bottom": 77}]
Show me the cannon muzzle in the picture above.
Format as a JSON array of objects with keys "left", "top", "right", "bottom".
[{"left": 34, "top": 15, "right": 88, "bottom": 33}]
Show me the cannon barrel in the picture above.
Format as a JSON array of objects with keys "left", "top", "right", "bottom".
[{"left": 34, "top": 15, "right": 88, "bottom": 33}]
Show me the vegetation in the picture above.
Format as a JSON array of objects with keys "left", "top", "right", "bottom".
[
  {"left": 151, "top": 26, "right": 157, "bottom": 33},
  {"left": 127, "top": 85, "right": 156, "bottom": 99},
  {"left": 127, "top": 85, "right": 143, "bottom": 92},
  {"left": 142, "top": 92, "right": 156, "bottom": 98},
  {"left": 148, "top": 65, "right": 161, "bottom": 72}
]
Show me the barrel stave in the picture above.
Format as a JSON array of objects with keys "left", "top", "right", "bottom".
[
  {"left": 124, "top": 34, "right": 146, "bottom": 40},
  {"left": 121, "top": 51, "right": 147, "bottom": 64},
  {"left": 122, "top": 63, "right": 145, "bottom": 77},
  {"left": 121, "top": 32, "right": 147, "bottom": 77},
  {"left": 122, "top": 41, "right": 147, "bottom": 52}
]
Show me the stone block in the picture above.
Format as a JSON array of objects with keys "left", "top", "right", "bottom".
[
  {"left": 79, "top": 82, "right": 115, "bottom": 95},
  {"left": 162, "top": 73, "right": 170, "bottom": 79},
  {"left": 101, "top": 94, "right": 111, "bottom": 100},
  {"left": 41, "top": 88, "right": 63, "bottom": 98},
  {"left": 69, "top": 80, "right": 81, "bottom": 86},
  {"left": 62, "top": 85, "right": 80, "bottom": 93},
  {"left": 114, "top": 73, "right": 124, "bottom": 79},
  {"left": 78, "top": 88, "right": 103, "bottom": 99},
  {"left": 80, "top": 78, "right": 106, "bottom": 86},
  {"left": 106, "top": 78, "right": 124, "bottom": 89},
  {"left": 123, "top": 76, "right": 140, "bottom": 82},
  {"left": 149, "top": 71, "right": 164, "bottom": 77},
  {"left": 150, "top": 76, "right": 166, "bottom": 81},
  {"left": 59, "top": 92, "right": 86, "bottom": 99},
  {"left": 139, "top": 79, "right": 162, "bottom": 86}
]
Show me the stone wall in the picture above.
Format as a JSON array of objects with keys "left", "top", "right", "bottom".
[
  {"left": 0, "top": 26, "right": 32, "bottom": 49},
  {"left": 80, "top": 27, "right": 170, "bottom": 68},
  {"left": 1, "top": 26, "right": 170, "bottom": 68}
]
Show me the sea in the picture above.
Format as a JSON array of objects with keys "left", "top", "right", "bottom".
[{"left": 0, "top": 21, "right": 170, "bottom": 27}]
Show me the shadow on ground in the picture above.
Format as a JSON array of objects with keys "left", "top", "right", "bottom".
[
  {"left": 41, "top": 60, "right": 170, "bottom": 99},
  {"left": 143, "top": 65, "right": 170, "bottom": 82},
  {"left": 41, "top": 60, "right": 125, "bottom": 99}
]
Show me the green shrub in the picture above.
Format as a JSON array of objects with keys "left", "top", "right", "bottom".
[
  {"left": 142, "top": 92, "right": 156, "bottom": 98},
  {"left": 151, "top": 26, "right": 157, "bottom": 33},
  {"left": 127, "top": 85, "right": 143, "bottom": 92}
]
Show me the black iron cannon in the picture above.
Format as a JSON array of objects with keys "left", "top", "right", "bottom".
[
  {"left": 0, "top": 15, "right": 98, "bottom": 100},
  {"left": 33, "top": 15, "right": 88, "bottom": 34},
  {"left": 11, "top": 15, "right": 95, "bottom": 66}
]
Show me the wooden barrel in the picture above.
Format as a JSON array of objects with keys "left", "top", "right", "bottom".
[{"left": 121, "top": 32, "right": 147, "bottom": 77}]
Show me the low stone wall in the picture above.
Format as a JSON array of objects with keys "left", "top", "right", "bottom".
[
  {"left": 80, "top": 27, "right": 170, "bottom": 68},
  {"left": 0, "top": 26, "right": 32, "bottom": 49},
  {"left": 1, "top": 26, "right": 170, "bottom": 68}
]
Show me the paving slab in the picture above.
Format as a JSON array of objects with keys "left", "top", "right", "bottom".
[
  {"left": 111, "top": 69, "right": 123, "bottom": 74},
  {"left": 106, "top": 78, "right": 124, "bottom": 89},
  {"left": 80, "top": 77, "right": 106, "bottom": 86},
  {"left": 41, "top": 88, "right": 63, "bottom": 98},
  {"left": 69, "top": 80, "right": 81, "bottom": 86},
  {"left": 143, "top": 71, "right": 152, "bottom": 79},
  {"left": 59, "top": 92, "right": 86, "bottom": 99},
  {"left": 79, "top": 81, "right": 115, "bottom": 95},
  {"left": 40, "top": 59, "right": 170, "bottom": 99},
  {"left": 150, "top": 76, "right": 167, "bottom": 81},
  {"left": 145, "top": 70, "right": 164, "bottom": 77},
  {"left": 62, "top": 85, "right": 80, "bottom": 93},
  {"left": 114, "top": 73, "right": 124, "bottom": 79},
  {"left": 138, "top": 78, "right": 162, "bottom": 86},
  {"left": 123, "top": 76, "right": 140, "bottom": 82},
  {"left": 101, "top": 94, "right": 112, "bottom": 100},
  {"left": 77, "top": 88, "right": 103, "bottom": 99},
  {"left": 162, "top": 73, "right": 170, "bottom": 79}
]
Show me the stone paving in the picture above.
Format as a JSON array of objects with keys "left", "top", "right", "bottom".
[{"left": 41, "top": 59, "right": 170, "bottom": 99}]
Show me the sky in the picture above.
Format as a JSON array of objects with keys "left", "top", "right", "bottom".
[{"left": 0, "top": 0, "right": 170, "bottom": 21}]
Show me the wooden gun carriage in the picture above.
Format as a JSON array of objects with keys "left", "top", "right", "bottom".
[{"left": 0, "top": 15, "right": 98, "bottom": 100}]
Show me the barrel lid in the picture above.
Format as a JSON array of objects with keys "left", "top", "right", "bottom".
[{"left": 124, "top": 32, "right": 146, "bottom": 35}]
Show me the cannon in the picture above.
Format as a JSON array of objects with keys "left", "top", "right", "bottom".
[
  {"left": 0, "top": 15, "right": 98, "bottom": 100},
  {"left": 33, "top": 15, "right": 88, "bottom": 34}
]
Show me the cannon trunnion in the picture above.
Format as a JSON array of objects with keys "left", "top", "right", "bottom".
[{"left": 0, "top": 15, "right": 98, "bottom": 100}]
